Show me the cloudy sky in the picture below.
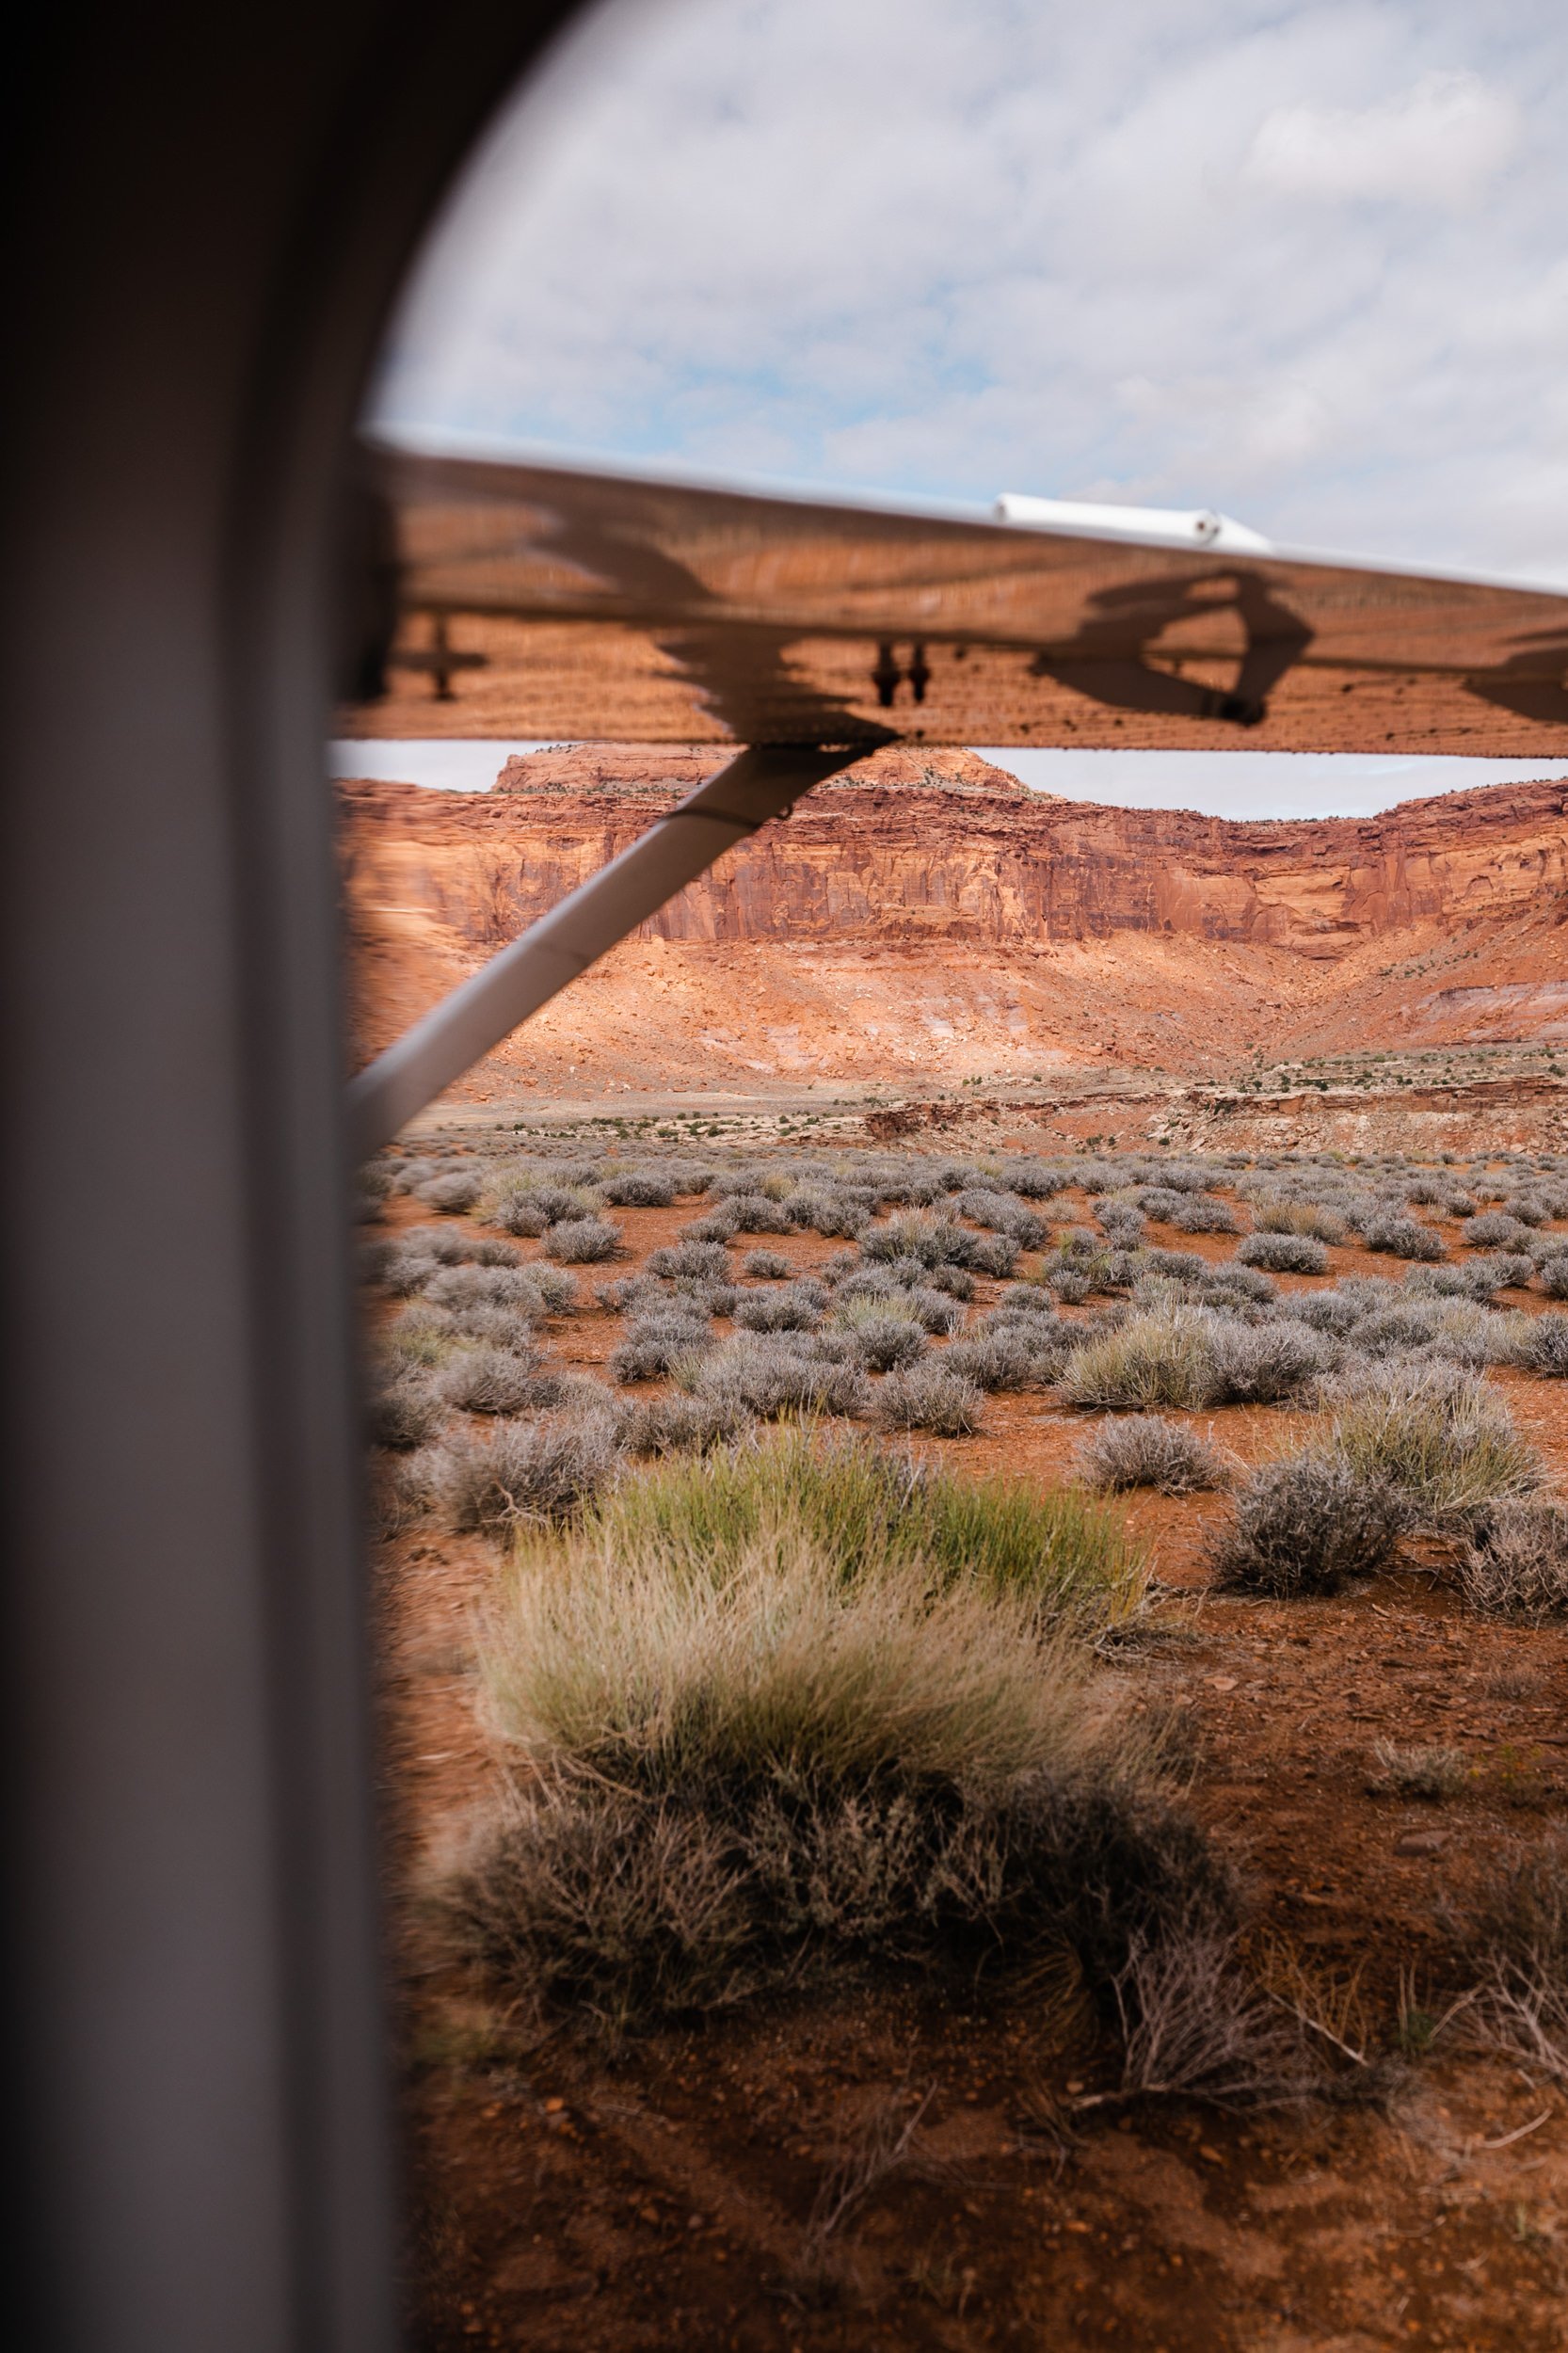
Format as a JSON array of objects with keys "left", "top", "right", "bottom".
[{"left": 369, "top": 0, "right": 1568, "bottom": 812}]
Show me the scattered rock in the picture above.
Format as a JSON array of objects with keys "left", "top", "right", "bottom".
[{"left": 1395, "top": 1829, "right": 1450, "bottom": 1856}]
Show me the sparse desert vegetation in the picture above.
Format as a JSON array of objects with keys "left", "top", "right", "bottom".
[
  {"left": 364, "top": 1128, "right": 1568, "bottom": 2346},
  {"left": 459, "top": 1431, "right": 1185, "bottom": 2028}
]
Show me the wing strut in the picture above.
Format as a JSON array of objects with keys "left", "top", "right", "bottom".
[{"left": 345, "top": 744, "right": 856, "bottom": 1159}]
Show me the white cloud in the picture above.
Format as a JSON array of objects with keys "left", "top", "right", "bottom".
[
  {"left": 1243, "top": 70, "right": 1519, "bottom": 209},
  {"left": 374, "top": 0, "right": 1568, "bottom": 584}
]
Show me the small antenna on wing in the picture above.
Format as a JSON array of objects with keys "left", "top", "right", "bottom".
[{"left": 995, "top": 492, "right": 1272, "bottom": 555}]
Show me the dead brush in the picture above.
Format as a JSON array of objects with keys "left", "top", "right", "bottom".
[
  {"left": 366, "top": 1372, "right": 443, "bottom": 1449},
  {"left": 785, "top": 2089, "right": 940, "bottom": 2305},
  {"left": 1072, "top": 1929, "right": 1323, "bottom": 2113},
  {"left": 1248, "top": 1930, "right": 1383, "bottom": 2084},
  {"left": 1073, "top": 1925, "right": 1384, "bottom": 2115},
  {"left": 369, "top": 1451, "right": 434, "bottom": 1535},
  {"left": 1368, "top": 1740, "right": 1468, "bottom": 1800},
  {"left": 1461, "top": 1833, "right": 1568, "bottom": 2081}
]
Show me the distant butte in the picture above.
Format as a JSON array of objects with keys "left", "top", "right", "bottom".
[{"left": 337, "top": 745, "right": 1568, "bottom": 1123}]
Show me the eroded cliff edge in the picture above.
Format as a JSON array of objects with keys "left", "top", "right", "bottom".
[{"left": 337, "top": 746, "right": 1568, "bottom": 1094}]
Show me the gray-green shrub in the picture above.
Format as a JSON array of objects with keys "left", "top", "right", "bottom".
[
  {"left": 419, "top": 1168, "right": 485, "bottom": 1214},
  {"left": 691, "top": 1333, "right": 872, "bottom": 1419},
  {"left": 873, "top": 1362, "right": 984, "bottom": 1436},
  {"left": 608, "top": 1313, "right": 714, "bottom": 1384},
  {"left": 543, "top": 1215, "right": 623, "bottom": 1264},
  {"left": 1075, "top": 1417, "right": 1230, "bottom": 1496},
  {"left": 1170, "top": 1195, "right": 1240, "bottom": 1235},
  {"left": 436, "top": 1346, "right": 545, "bottom": 1417},
  {"left": 1237, "top": 1231, "right": 1329, "bottom": 1275},
  {"left": 647, "top": 1239, "right": 729, "bottom": 1282},
  {"left": 621, "top": 1394, "right": 751, "bottom": 1457},
  {"left": 424, "top": 1414, "right": 621, "bottom": 1536},
  {"left": 1515, "top": 1312, "right": 1568, "bottom": 1377},
  {"left": 600, "top": 1167, "right": 677, "bottom": 1208},
  {"left": 1211, "top": 1456, "right": 1405, "bottom": 1594},
  {"left": 367, "top": 1374, "right": 442, "bottom": 1449},
  {"left": 1363, "top": 1213, "right": 1445, "bottom": 1262},
  {"left": 1466, "top": 1211, "right": 1531, "bottom": 1250},
  {"left": 732, "top": 1279, "right": 826, "bottom": 1334}
]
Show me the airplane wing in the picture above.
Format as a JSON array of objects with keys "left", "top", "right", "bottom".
[
  {"left": 343, "top": 437, "right": 1568, "bottom": 1150},
  {"left": 343, "top": 436, "right": 1568, "bottom": 754}
]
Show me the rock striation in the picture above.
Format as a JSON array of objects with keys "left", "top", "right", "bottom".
[
  {"left": 344, "top": 745, "right": 1568, "bottom": 961},
  {"left": 337, "top": 746, "right": 1568, "bottom": 1098}
]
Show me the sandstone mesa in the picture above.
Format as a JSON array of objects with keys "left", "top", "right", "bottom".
[{"left": 338, "top": 745, "right": 1568, "bottom": 1112}]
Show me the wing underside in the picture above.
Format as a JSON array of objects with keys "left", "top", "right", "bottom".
[{"left": 341, "top": 440, "right": 1568, "bottom": 755}]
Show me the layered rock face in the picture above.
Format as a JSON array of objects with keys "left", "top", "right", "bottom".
[
  {"left": 344, "top": 745, "right": 1568, "bottom": 960},
  {"left": 337, "top": 746, "right": 1568, "bottom": 1097}
]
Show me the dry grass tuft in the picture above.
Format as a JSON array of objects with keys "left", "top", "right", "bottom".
[
  {"left": 1322, "top": 1360, "right": 1542, "bottom": 1526},
  {"left": 1061, "top": 1305, "right": 1325, "bottom": 1412},
  {"left": 448, "top": 1432, "right": 1201, "bottom": 2029},
  {"left": 1060, "top": 1307, "right": 1217, "bottom": 1412},
  {"left": 1368, "top": 1740, "right": 1468, "bottom": 1799}
]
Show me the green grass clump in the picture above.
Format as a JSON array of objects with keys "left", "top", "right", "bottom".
[
  {"left": 451, "top": 1430, "right": 1213, "bottom": 2031},
  {"left": 581, "top": 1425, "right": 1146, "bottom": 1636},
  {"left": 1060, "top": 1305, "right": 1217, "bottom": 1411},
  {"left": 484, "top": 1523, "right": 1094, "bottom": 1801}
]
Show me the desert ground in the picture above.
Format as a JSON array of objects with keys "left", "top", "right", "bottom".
[
  {"left": 364, "top": 1131, "right": 1568, "bottom": 2353},
  {"left": 346, "top": 751, "right": 1568, "bottom": 2349}
]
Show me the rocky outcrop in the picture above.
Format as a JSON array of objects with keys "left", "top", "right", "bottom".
[
  {"left": 336, "top": 746, "right": 1568, "bottom": 1097},
  {"left": 339, "top": 746, "right": 1568, "bottom": 965}
]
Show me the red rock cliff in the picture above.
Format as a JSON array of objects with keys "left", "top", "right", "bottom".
[{"left": 339, "top": 745, "right": 1568, "bottom": 963}]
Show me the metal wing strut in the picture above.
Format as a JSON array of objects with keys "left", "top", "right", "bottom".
[{"left": 345, "top": 744, "right": 856, "bottom": 1158}]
